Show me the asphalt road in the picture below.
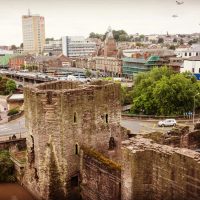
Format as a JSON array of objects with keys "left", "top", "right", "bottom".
[
  {"left": 120, "top": 118, "right": 174, "bottom": 134},
  {"left": 0, "top": 117, "right": 26, "bottom": 136},
  {"left": 0, "top": 116, "right": 191, "bottom": 137}
]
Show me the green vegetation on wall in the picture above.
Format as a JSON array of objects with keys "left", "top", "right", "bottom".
[{"left": 0, "top": 150, "right": 16, "bottom": 183}]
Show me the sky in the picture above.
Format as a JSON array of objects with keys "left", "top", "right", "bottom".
[{"left": 0, "top": 0, "right": 200, "bottom": 46}]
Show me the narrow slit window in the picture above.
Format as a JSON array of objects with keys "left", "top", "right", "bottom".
[
  {"left": 105, "top": 114, "right": 108, "bottom": 123},
  {"left": 75, "top": 144, "right": 79, "bottom": 155},
  {"left": 74, "top": 112, "right": 77, "bottom": 123}
]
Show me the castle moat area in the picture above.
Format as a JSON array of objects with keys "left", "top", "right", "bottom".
[{"left": 0, "top": 184, "right": 34, "bottom": 200}]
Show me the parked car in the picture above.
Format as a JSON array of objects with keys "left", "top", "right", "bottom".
[{"left": 158, "top": 119, "right": 176, "bottom": 127}]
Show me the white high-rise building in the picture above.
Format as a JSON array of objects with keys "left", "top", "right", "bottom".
[
  {"left": 62, "top": 36, "right": 96, "bottom": 57},
  {"left": 22, "top": 12, "right": 45, "bottom": 55}
]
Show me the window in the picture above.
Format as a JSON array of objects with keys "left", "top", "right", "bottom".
[
  {"left": 105, "top": 114, "right": 108, "bottom": 123},
  {"left": 192, "top": 68, "right": 195, "bottom": 73},
  {"left": 189, "top": 53, "right": 191, "bottom": 56},
  {"left": 199, "top": 68, "right": 200, "bottom": 73},
  {"left": 75, "top": 144, "right": 79, "bottom": 155},
  {"left": 73, "top": 112, "right": 77, "bottom": 123},
  {"left": 71, "top": 175, "right": 79, "bottom": 187},
  {"left": 185, "top": 53, "right": 187, "bottom": 57}
]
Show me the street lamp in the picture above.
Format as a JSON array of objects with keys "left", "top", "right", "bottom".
[{"left": 193, "top": 92, "right": 200, "bottom": 124}]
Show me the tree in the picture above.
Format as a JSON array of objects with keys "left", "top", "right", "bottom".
[
  {"left": 0, "top": 150, "right": 16, "bottom": 182},
  {"left": 179, "top": 39, "right": 184, "bottom": 45},
  {"left": 6, "top": 79, "right": 16, "bottom": 94},
  {"left": 158, "top": 38, "right": 164, "bottom": 43},
  {"left": 46, "top": 38, "right": 54, "bottom": 42},
  {"left": 20, "top": 43, "right": 23, "bottom": 48},
  {"left": 131, "top": 67, "right": 200, "bottom": 115},
  {"left": 89, "top": 32, "right": 103, "bottom": 40},
  {"left": 85, "top": 69, "right": 92, "bottom": 77},
  {"left": 169, "top": 45, "right": 176, "bottom": 50},
  {"left": 10, "top": 45, "right": 17, "bottom": 50}
]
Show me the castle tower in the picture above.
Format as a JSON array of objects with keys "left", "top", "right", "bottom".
[
  {"left": 104, "top": 26, "right": 118, "bottom": 57},
  {"left": 23, "top": 80, "right": 122, "bottom": 200}
]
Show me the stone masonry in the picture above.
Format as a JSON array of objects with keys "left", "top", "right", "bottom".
[
  {"left": 121, "top": 137, "right": 200, "bottom": 200},
  {"left": 22, "top": 80, "right": 200, "bottom": 200},
  {"left": 23, "top": 80, "right": 123, "bottom": 200}
]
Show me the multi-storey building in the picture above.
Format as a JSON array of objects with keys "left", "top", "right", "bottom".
[
  {"left": 94, "top": 56, "right": 122, "bottom": 76},
  {"left": 175, "top": 44, "right": 200, "bottom": 58},
  {"left": 43, "top": 39, "right": 62, "bottom": 56},
  {"left": 22, "top": 12, "right": 45, "bottom": 55},
  {"left": 62, "top": 36, "right": 96, "bottom": 57},
  {"left": 122, "top": 50, "right": 181, "bottom": 78}
]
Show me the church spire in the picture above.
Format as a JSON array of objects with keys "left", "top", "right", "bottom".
[{"left": 106, "top": 26, "right": 114, "bottom": 39}]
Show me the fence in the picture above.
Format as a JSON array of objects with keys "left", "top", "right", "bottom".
[{"left": 122, "top": 113, "right": 200, "bottom": 120}]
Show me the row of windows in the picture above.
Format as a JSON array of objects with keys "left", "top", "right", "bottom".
[
  {"left": 184, "top": 52, "right": 200, "bottom": 57},
  {"left": 192, "top": 68, "right": 200, "bottom": 73}
]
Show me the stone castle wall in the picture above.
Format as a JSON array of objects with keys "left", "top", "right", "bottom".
[
  {"left": 122, "top": 138, "right": 200, "bottom": 200},
  {"left": 23, "top": 80, "right": 122, "bottom": 200},
  {"left": 80, "top": 147, "right": 121, "bottom": 200}
]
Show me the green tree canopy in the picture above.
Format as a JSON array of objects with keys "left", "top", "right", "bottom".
[
  {"left": 6, "top": 79, "right": 16, "bottom": 94},
  {"left": 131, "top": 67, "right": 200, "bottom": 115},
  {"left": 0, "top": 151, "right": 16, "bottom": 182},
  {"left": 85, "top": 69, "right": 92, "bottom": 77},
  {"left": 158, "top": 38, "right": 164, "bottom": 43}
]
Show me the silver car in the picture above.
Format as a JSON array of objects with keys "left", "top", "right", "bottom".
[{"left": 158, "top": 119, "right": 176, "bottom": 127}]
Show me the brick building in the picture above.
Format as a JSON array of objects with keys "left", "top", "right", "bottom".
[
  {"left": 9, "top": 55, "right": 33, "bottom": 70},
  {"left": 25, "top": 54, "right": 72, "bottom": 72},
  {"left": 104, "top": 26, "right": 118, "bottom": 57}
]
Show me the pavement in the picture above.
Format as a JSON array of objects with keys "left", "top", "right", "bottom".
[
  {"left": 0, "top": 95, "right": 8, "bottom": 124},
  {"left": 0, "top": 114, "right": 194, "bottom": 139},
  {"left": 0, "top": 117, "right": 26, "bottom": 136},
  {"left": 120, "top": 118, "right": 194, "bottom": 134}
]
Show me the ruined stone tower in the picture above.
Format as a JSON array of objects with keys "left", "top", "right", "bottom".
[{"left": 23, "top": 80, "right": 122, "bottom": 200}]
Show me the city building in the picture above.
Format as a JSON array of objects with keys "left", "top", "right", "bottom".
[
  {"left": 94, "top": 56, "right": 122, "bottom": 76},
  {"left": 175, "top": 44, "right": 200, "bottom": 58},
  {"left": 181, "top": 56, "right": 200, "bottom": 80},
  {"left": 25, "top": 54, "right": 72, "bottom": 72},
  {"left": 0, "top": 49, "right": 13, "bottom": 68},
  {"left": 43, "top": 39, "right": 62, "bottom": 56},
  {"left": 7, "top": 94, "right": 24, "bottom": 110},
  {"left": 122, "top": 57, "right": 147, "bottom": 78},
  {"left": 75, "top": 57, "right": 96, "bottom": 70},
  {"left": 9, "top": 55, "right": 33, "bottom": 70},
  {"left": 122, "top": 49, "right": 178, "bottom": 77},
  {"left": 62, "top": 36, "right": 96, "bottom": 57},
  {"left": 22, "top": 11, "right": 45, "bottom": 55},
  {"left": 103, "top": 26, "right": 118, "bottom": 57}
]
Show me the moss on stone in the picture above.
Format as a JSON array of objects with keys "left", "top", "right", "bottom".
[{"left": 82, "top": 146, "right": 121, "bottom": 171}]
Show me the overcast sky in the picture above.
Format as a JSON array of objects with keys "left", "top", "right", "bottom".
[{"left": 0, "top": 0, "right": 200, "bottom": 46}]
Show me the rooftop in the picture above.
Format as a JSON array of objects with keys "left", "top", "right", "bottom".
[
  {"left": 186, "top": 56, "right": 200, "bottom": 61},
  {"left": 8, "top": 94, "right": 24, "bottom": 101}
]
